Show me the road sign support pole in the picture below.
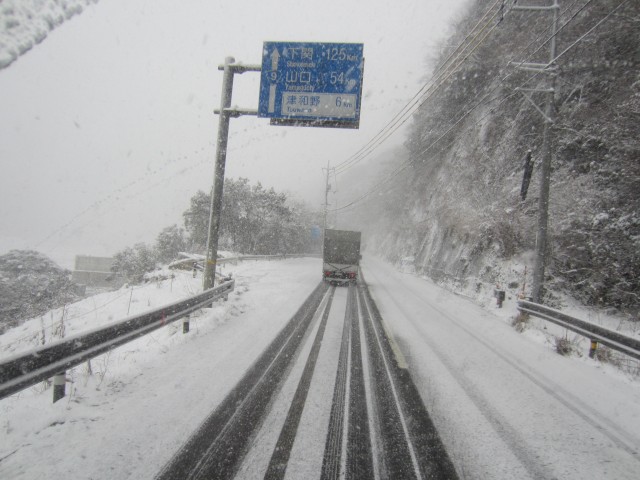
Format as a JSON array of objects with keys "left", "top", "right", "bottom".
[
  {"left": 203, "top": 57, "right": 235, "bottom": 291},
  {"left": 203, "top": 59, "right": 261, "bottom": 293}
]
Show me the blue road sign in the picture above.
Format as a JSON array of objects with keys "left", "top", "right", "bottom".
[{"left": 258, "top": 42, "right": 364, "bottom": 127}]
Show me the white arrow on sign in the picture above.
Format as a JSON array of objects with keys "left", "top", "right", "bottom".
[
  {"left": 271, "top": 48, "right": 280, "bottom": 71},
  {"left": 268, "top": 48, "right": 280, "bottom": 113}
]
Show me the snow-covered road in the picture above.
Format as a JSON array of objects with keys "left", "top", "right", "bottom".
[
  {"left": 363, "top": 256, "right": 640, "bottom": 479},
  {"left": 1, "top": 256, "right": 639, "bottom": 479}
]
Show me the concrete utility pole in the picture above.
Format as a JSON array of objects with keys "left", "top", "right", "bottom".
[
  {"left": 203, "top": 58, "right": 260, "bottom": 290},
  {"left": 203, "top": 57, "right": 235, "bottom": 290},
  {"left": 511, "top": 0, "right": 560, "bottom": 303},
  {"left": 323, "top": 160, "right": 331, "bottom": 232}
]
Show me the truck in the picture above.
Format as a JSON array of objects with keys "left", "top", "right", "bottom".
[{"left": 322, "top": 229, "right": 362, "bottom": 285}]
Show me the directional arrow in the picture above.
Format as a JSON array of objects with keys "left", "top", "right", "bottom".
[
  {"left": 271, "top": 48, "right": 280, "bottom": 71},
  {"left": 268, "top": 48, "right": 280, "bottom": 113}
]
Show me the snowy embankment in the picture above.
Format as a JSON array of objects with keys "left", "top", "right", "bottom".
[
  {"left": 0, "top": 257, "right": 321, "bottom": 479},
  {"left": 0, "top": 0, "right": 99, "bottom": 70}
]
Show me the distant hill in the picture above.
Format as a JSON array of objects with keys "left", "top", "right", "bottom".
[{"left": 0, "top": 250, "right": 81, "bottom": 333}]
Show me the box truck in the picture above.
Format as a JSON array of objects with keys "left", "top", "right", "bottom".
[{"left": 322, "top": 229, "right": 361, "bottom": 285}]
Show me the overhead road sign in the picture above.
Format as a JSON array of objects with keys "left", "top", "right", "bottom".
[{"left": 258, "top": 42, "right": 364, "bottom": 129}]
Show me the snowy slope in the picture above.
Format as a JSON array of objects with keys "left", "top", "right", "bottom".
[{"left": 0, "top": 0, "right": 99, "bottom": 69}]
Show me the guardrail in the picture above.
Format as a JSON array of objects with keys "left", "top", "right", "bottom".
[
  {"left": 0, "top": 280, "right": 234, "bottom": 402},
  {"left": 517, "top": 300, "right": 640, "bottom": 361}
]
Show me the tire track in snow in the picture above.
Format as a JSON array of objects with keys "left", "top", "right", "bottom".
[
  {"left": 155, "top": 282, "right": 328, "bottom": 480},
  {"left": 265, "top": 287, "right": 336, "bottom": 479},
  {"left": 364, "top": 262, "right": 640, "bottom": 477},
  {"left": 397, "top": 272, "right": 640, "bottom": 458},
  {"left": 363, "top": 266, "right": 555, "bottom": 480}
]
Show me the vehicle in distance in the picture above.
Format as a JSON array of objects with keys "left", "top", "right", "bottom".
[{"left": 322, "top": 229, "right": 361, "bottom": 285}]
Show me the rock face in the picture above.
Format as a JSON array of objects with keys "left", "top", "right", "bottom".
[
  {"left": 0, "top": 250, "right": 80, "bottom": 333},
  {"left": 341, "top": 0, "right": 639, "bottom": 310}
]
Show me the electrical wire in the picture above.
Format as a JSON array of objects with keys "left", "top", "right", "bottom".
[
  {"left": 331, "top": 0, "right": 599, "bottom": 207},
  {"left": 334, "top": 2, "right": 505, "bottom": 175},
  {"left": 331, "top": 0, "right": 504, "bottom": 172},
  {"left": 330, "top": 0, "right": 625, "bottom": 214},
  {"left": 333, "top": 0, "right": 623, "bottom": 214},
  {"left": 333, "top": 0, "right": 590, "bottom": 177}
]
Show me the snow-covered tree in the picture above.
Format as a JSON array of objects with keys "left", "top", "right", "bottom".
[
  {"left": 182, "top": 178, "right": 319, "bottom": 255},
  {"left": 111, "top": 243, "right": 158, "bottom": 283},
  {"left": 0, "top": 250, "right": 80, "bottom": 332},
  {"left": 155, "top": 224, "right": 186, "bottom": 263}
]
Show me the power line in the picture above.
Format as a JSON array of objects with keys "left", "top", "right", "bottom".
[
  {"left": 332, "top": 0, "right": 506, "bottom": 175},
  {"left": 334, "top": 8, "right": 503, "bottom": 175},
  {"left": 333, "top": 0, "right": 590, "bottom": 177},
  {"left": 331, "top": 0, "right": 623, "bottom": 214},
  {"left": 331, "top": 0, "right": 503, "bottom": 172},
  {"left": 331, "top": 89, "right": 520, "bottom": 214}
]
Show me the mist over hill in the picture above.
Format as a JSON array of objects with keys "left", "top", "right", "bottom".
[{"left": 340, "top": 0, "right": 639, "bottom": 311}]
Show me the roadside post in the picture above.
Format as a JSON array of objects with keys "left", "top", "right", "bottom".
[
  {"left": 52, "top": 372, "right": 66, "bottom": 403},
  {"left": 494, "top": 288, "right": 506, "bottom": 308}
]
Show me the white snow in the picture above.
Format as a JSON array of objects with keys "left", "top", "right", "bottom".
[
  {"left": 0, "top": 257, "right": 320, "bottom": 479},
  {"left": 1, "top": 256, "right": 639, "bottom": 479},
  {"left": 362, "top": 256, "right": 640, "bottom": 479}
]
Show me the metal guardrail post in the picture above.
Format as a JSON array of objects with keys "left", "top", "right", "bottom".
[{"left": 183, "top": 315, "right": 190, "bottom": 334}]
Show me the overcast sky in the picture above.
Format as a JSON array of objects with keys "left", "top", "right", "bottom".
[{"left": 0, "top": 0, "right": 470, "bottom": 268}]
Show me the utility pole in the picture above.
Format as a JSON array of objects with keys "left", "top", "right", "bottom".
[
  {"left": 203, "top": 58, "right": 260, "bottom": 290},
  {"left": 511, "top": 0, "right": 559, "bottom": 302},
  {"left": 203, "top": 57, "right": 235, "bottom": 291},
  {"left": 322, "top": 160, "right": 331, "bottom": 232}
]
